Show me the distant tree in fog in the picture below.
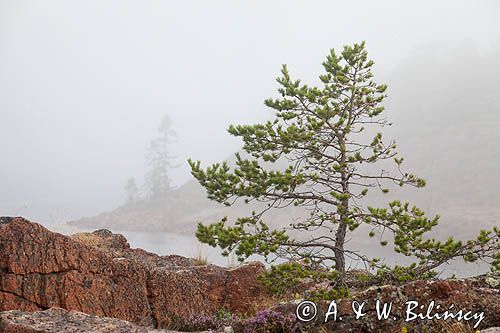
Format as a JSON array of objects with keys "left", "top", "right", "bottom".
[
  {"left": 124, "top": 177, "right": 139, "bottom": 204},
  {"left": 145, "top": 115, "right": 177, "bottom": 200}
]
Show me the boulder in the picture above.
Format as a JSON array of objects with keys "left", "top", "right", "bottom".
[{"left": 0, "top": 217, "right": 267, "bottom": 330}]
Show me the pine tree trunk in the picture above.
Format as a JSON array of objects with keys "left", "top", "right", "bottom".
[
  {"left": 334, "top": 222, "right": 347, "bottom": 273},
  {"left": 335, "top": 135, "right": 349, "bottom": 274}
]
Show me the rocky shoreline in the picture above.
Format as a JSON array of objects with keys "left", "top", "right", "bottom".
[
  {"left": 0, "top": 217, "right": 266, "bottom": 330},
  {"left": 1, "top": 217, "right": 499, "bottom": 332}
]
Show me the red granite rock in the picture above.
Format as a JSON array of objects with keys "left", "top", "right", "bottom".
[{"left": 0, "top": 217, "right": 266, "bottom": 329}]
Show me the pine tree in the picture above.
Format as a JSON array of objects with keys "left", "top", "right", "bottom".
[
  {"left": 189, "top": 42, "right": 499, "bottom": 279},
  {"left": 124, "top": 177, "right": 139, "bottom": 204},
  {"left": 145, "top": 115, "right": 176, "bottom": 200}
]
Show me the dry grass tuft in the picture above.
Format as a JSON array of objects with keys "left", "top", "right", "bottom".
[{"left": 191, "top": 250, "right": 209, "bottom": 266}]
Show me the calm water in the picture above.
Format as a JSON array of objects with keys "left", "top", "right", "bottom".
[
  {"left": 112, "top": 230, "right": 487, "bottom": 278},
  {"left": 118, "top": 230, "right": 239, "bottom": 267},
  {"left": 47, "top": 221, "right": 487, "bottom": 278}
]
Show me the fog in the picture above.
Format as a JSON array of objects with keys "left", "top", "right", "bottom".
[{"left": 1, "top": 0, "right": 500, "bottom": 235}]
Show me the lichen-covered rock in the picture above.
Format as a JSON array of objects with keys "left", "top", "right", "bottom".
[
  {"left": 3, "top": 216, "right": 498, "bottom": 333},
  {"left": 71, "top": 229, "right": 131, "bottom": 253},
  {"left": 0, "top": 217, "right": 267, "bottom": 329},
  {"left": 0, "top": 307, "right": 196, "bottom": 332},
  {"left": 271, "top": 275, "right": 500, "bottom": 332}
]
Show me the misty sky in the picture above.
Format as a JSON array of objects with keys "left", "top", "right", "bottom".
[{"left": 1, "top": 1, "right": 500, "bottom": 223}]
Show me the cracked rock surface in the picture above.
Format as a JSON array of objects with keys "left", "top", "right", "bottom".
[{"left": 0, "top": 217, "right": 266, "bottom": 330}]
